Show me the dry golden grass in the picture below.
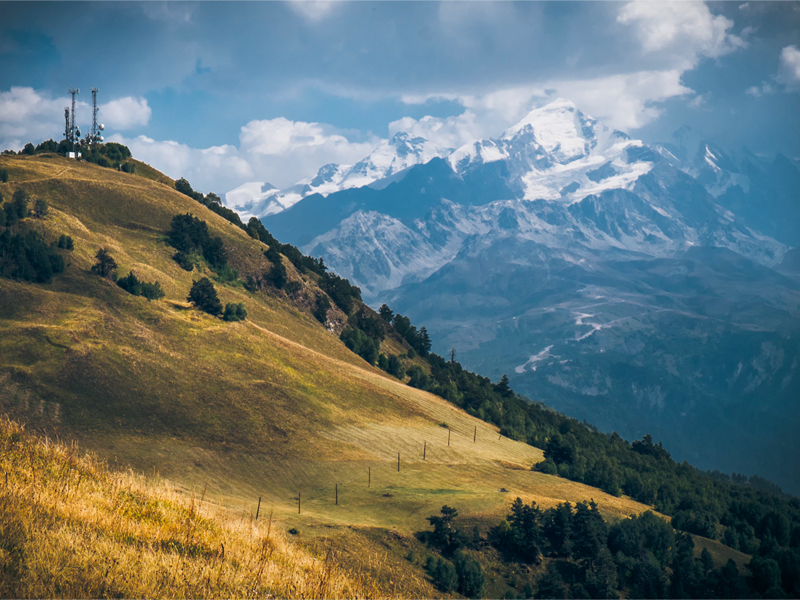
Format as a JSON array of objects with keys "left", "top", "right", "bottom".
[{"left": 0, "top": 416, "right": 381, "bottom": 599}]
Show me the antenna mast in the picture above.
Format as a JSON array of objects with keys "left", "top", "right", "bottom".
[
  {"left": 64, "top": 108, "right": 71, "bottom": 143},
  {"left": 68, "top": 88, "right": 79, "bottom": 152},
  {"left": 90, "top": 87, "right": 101, "bottom": 145}
]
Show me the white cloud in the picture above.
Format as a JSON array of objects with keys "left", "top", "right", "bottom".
[
  {"left": 392, "top": 70, "right": 691, "bottom": 148},
  {"left": 689, "top": 92, "right": 711, "bottom": 109},
  {"left": 287, "top": 0, "right": 337, "bottom": 22},
  {"left": 112, "top": 117, "right": 382, "bottom": 192},
  {"left": 110, "top": 134, "right": 254, "bottom": 194},
  {"left": 777, "top": 45, "right": 800, "bottom": 88},
  {"left": 238, "top": 117, "right": 381, "bottom": 186},
  {"left": 389, "top": 112, "right": 481, "bottom": 150},
  {"left": 100, "top": 97, "right": 152, "bottom": 130},
  {"left": 618, "top": 1, "right": 746, "bottom": 69},
  {"left": 745, "top": 82, "right": 777, "bottom": 97},
  {"left": 0, "top": 87, "right": 88, "bottom": 151}
]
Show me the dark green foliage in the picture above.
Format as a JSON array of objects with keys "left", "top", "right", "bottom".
[
  {"left": 120, "top": 162, "right": 135, "bottom": 174},
  {"left": 91, "top": 247, "right": 117, "bottom": 279},
  {"left": 503, "top": 498, "right": 543, "bottom": 564},
  {"left": 536, "top": 562, "right": 567, "bottom": 599},
  {"left": 387, "top": 354, "right": 405, "bottom": 379},
  {"left": 377, "top": 353, "right": 389, "bottom": 371},
  {"left": 608, "top": 511, "right": 674, "bottom": 567},
  {"left": 33, "top": 199, "right": 48, "bottom": 219},
  {"left": 542, "top": 502, "right": 573, "bottom": 557},
  {"left": 223, "top": 303, "right": 247, "bottom": 322},
  {"left": 9, "top": 190, "right": 29, "bottom": 222},
  {"left": 116, "top": 271, "right": 165, "bottom": 301},
  {"left": 167, "top": 213, "right": 229, "bottom": 271},
  {"left": 391, "top": 313, "right": 431, "bottom": 356},
  {"left": 172, "top": 251, "right": 198, "bottom": 271},
  {"left": 426, "top": 506, "right": 468, "bottom": 555},
  {"left": 544, "top": 435, "right": 577, "bottom": 466},
  {"left": 632, "top": 434, "right": 671, "bottom": 461},
  {"left": 0, "top": 168, "right": 8, "bottom": 183},
  {"left": 319, "top": 271, "right": 360, "bottom": 314},
  {"left": 340, "top": 327, "right": 379, "bottom": 365},
  {"left": 571, "top": 501, "right": 607, "bottom": 563},
  {"left": 453, "top": 550, "right": 486, "bottom": 598},
  {"left": 22, "top": 143, "right": 35, "bottom": 155},
  {"left": 379, "top": 303, "right": 394, "bottom": 322},
  {"left": 426, "top": 556, "right": 458, "bottom": 593},
  {"left": 56, "top": 234, "right": 74, "bottom": 250},
  {"left": 81, "top": 142, "right": 133, "bottom": 172},
  {"left": 263, "top": 245, "right": 288, "bottom": 289},
  {"left": 187, "top": 277, "right": 222, "bottom": 316},
  {"left": 0, "top": 230, "right": 65, "bottom": 283},
  {"left": 313, "top": 295, "right": 330, "bottom": 324},
  {"left": 34, "top": 139, "right": 59, "bottom": 154},
  {"left": 81, "top": 142, "right": 132, "bottom": 169},
  {"left": 174, "top": 178, "right": 246, "bottom": 230}
]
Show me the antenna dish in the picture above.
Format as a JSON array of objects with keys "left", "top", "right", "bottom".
[{"left": 99, "top": 124, "right": 105, "bottom": 130}]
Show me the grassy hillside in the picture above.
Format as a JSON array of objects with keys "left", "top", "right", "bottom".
[
  {"left": 0, "top": 153, "right": 720, "bottom": 595},
  {"left": 0, "top": 415, "right": 378, "bottom": 598}
]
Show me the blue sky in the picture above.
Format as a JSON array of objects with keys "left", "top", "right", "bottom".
[{"left": 1, "top": 1, "right": 799, "bottom": 192}]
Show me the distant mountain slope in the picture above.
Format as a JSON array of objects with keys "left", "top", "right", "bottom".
[
  {"left": 223, "top": 132, "right": 450, "bottom": 221},
  {"left": 260, "top": 99, "right": 800, "bottom": 494}
]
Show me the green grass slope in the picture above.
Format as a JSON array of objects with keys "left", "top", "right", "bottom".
[{"left": 0, "top": 154, "right": 662, "bottom": 585}]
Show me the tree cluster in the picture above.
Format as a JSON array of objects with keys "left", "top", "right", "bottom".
[
  {"left": 0, "top": 191, "right": 66, "bottom": 284},
  {"left": 223, "top": 302, "right": 247, "bottom": 322},
  {"left": 116, "top": 271, "right": 165, "bottom": 301},
  {"left": 167, "top": 213, "right": 231, "bottom": 275},
  {"left": 488, "top": 499, "right": 755, "bottom": 599},
  {"left": 174, "top": 178, "right": 245, "bottom": 230},
  {"left": 247, "top": 217, "right": 362, "bottom": 314},
  {"left": 422, "top": 506, "right": 487, "bottom": 598}
]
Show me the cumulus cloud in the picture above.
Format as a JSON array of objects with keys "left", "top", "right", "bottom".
[
  {"left": 0, "top": 87, "right": 151, "bottom": 151},
  {"left": 287, "top": 0, "right": 338, "bottom": 22},
  {"left": 112, "top": 117, "right": 382, "bottom": 192},
  {"left": 777, "top": 45, "right": 800, "bottom": 88},
  {"left": 109, "top": 134, "right": 254, "bottom": 194},
  {"left": 618, "top": 1, "right": 746, "bottom": 69},
  {"left": 0, "top": 87, "right": 87, "bottom": 151},
  {"left": 392, "top": 70, "right": 691, "bottom": 148},
  {"left": 100, "top": 97, "right": 152, "bottom": 130},
  {"left": 238, "top": 117, "right": 381, "bottom": 186}
]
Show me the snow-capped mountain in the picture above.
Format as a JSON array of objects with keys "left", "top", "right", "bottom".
[
  {"left": 655, "top": 127, "right": 800, "bottom": 246},
  {"left": 449, "top": 98, "right": 652, "bottom": 204},
  {"left": 223, "top": 132, "right": 449, "bottom": 222},
  {"left": 261, "top": 98, "right": 800, "bottom": 492}
]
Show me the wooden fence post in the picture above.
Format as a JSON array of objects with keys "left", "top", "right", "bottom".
[
  {"left": 448, "top": 428, "right": 451, "bottom": 446},
  {"left": 474, "top": 426, "right": 477, "bottom": 442},
  {"left": 298, "top": 491, "right": 301, "bottom": 514},
  {"left": 335, "top": 483, "right": 338, "bottom": 506},
  {"left": 368, "top": 467, "right": 371, "bottom": 487},
  {"left": 424, "top": 441, "right": 427, "bottom": 460},
  {"left": 256, "top": 496, "right": 261, "bottom": 520},
  {"left": 397, "top": 452, "right": 400, "bottom": 472}
]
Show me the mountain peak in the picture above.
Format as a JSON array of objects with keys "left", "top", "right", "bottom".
[{"left": 504, "top": 98, "right": 581, "bottom": 137}]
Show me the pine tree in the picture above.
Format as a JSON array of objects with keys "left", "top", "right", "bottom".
[
  {"left": 379, "top": 303, "right": 394, "bottom": 322},
  {"left": 187, "top": 277, "right": 222, "bottom": 316},
  {"left": 91, "top": 248, "right": 117, "bottom": 279}
]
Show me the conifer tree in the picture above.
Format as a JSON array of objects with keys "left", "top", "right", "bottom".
[{"left": 188, "top": 277, "right": 222, "bottom": 316}]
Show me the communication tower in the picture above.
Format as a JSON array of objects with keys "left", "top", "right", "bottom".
[
  {"left": 89, "top": 87, "right": 104, "bottom": 144},
  {"left": 67, "top": 88, "right": 80, "bottom": 155}
]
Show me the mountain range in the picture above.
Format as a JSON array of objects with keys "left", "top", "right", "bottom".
[{"left": 251, "top": 98, "right": 800, "bottom": 494}]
